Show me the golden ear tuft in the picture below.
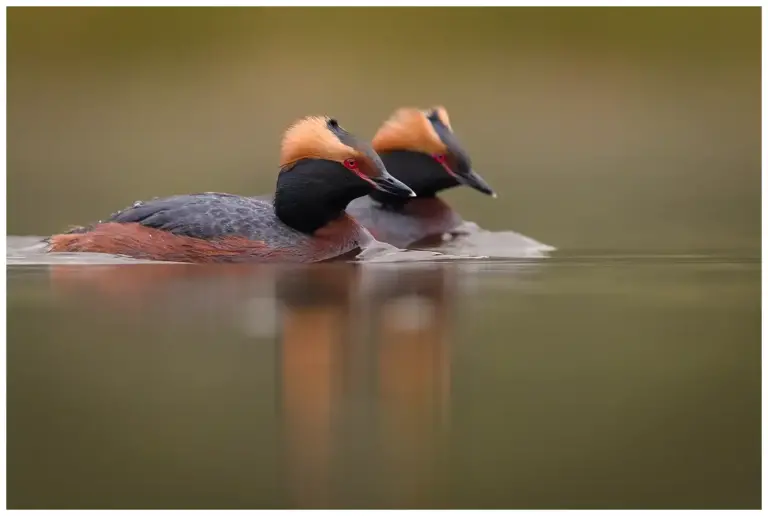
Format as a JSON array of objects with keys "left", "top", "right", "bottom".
[
  {"left": 280, "top": 116, "right": 359, "bottom": 167},
  {"left": 428, "top": 105, "right": 452, "bottom": 131},
  {"left": 372, "top": 107, "right": 448, "bottom": 155}
]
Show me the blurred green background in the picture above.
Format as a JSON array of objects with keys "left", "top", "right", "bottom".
[{"left": 7, "top": 7, "right": 761, "bottom": 251}]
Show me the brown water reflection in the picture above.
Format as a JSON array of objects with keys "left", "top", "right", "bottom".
[{"left": 43, "top": 262, "right": 460, "bottom": 508}]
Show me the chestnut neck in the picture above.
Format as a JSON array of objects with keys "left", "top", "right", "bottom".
[
  {"left": 274, "top": 158, "right": 371, "bottom": 234},
  {"left": 368, "top": 150, "right": 460, "bottom": 207}
]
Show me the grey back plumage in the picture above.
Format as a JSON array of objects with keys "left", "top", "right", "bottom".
[{"left": 106, "top": 193, "right": 315, "bottom": 249}]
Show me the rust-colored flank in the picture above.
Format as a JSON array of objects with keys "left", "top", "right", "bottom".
[{"left": 47, "top": 222, "right": 281, "bottom": 263}]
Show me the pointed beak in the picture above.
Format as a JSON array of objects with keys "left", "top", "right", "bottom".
[
  {"left": 457, "top": 168, "right": 496, "bottom": 197},
  {"left": 434, "top": 124, "right": 497, "bottom": 198},
  {"left": 371, "top": 173, "right": 416, "bottom": 198}
]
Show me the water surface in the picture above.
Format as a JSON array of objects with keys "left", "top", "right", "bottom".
[{"left": 7, "top": 238, "right": 760, "bottom": 509}]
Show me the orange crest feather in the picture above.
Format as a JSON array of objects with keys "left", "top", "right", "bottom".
[
  {"left": 372, "top": 106, "right": 452, "bottom": 154},
  {"left": 280, "top": 116, "right": 360, "bottom": 167}
]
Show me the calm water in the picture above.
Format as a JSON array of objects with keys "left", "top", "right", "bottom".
[{"left": 6, "top": 237, "right": 760, "bottom": 509}]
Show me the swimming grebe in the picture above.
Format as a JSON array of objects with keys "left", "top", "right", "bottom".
[
  {"left": 47, "top": 116, "right": 415, "bottom": 263},
  {"left": 346, "top": 106, "right": 495, "bottom": 248}
]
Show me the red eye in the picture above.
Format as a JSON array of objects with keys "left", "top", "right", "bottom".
[
  {"left": 434, "top": 153, "right": 458, "bottom": 178},
  {"left": 343, "top": 158, "right": 358, "bottom": 170}
]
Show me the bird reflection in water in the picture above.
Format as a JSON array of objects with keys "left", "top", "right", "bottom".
[
  {"left": 273, "top": 265, "right": 357, "bottom": 508},
  {"left": 47, "top": 261, "right": 458, "bottom": 508},
  {"left": 275, "top": 264, "right": 455, "bottom": 508}
]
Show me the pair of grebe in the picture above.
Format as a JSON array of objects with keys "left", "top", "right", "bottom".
[{"left": 47, "top": 107, "right": 495, "bottom": 263}]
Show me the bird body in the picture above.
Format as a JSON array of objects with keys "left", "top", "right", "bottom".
[
  {"left": 347, "top": 196, "right": 462, "bottom": 249},
  {"left": 54, "top": 193, "right": 370, "bottom": 263},
  {"left": 47, "top": 117, "right": 414, "bottom": 263}
]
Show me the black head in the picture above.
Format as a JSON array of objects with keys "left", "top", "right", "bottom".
[
  {"left": 274, "top": 116, "right": 415, "bottom": 233},
  {"left": 279, "top": 116, "right": 415, "bottom": 199},
  {"left": 371, "top": 107, "right": 496, "bottom": 201}
]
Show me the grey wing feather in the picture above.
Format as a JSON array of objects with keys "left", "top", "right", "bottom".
[{"left": 106, "top": 193, "right": 271, "bottom": 241}]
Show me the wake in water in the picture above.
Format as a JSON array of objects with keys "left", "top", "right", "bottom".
[
  {"left": 355, "top": 220, "right": 555, "bottom": 263},
  {"left": 418, "top": 222, "right": 556, "bottom": 260},
  {"left": 355, "top": 239, "right": 485, "bottom": 263},
  {"left": 7, "top": 237, "right": 169, "bottom": 265}
]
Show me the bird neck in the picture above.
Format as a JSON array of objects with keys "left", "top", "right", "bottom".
[
  {"left": 368, "top": 150, "right": 460, "bottom": 207},
  {"left": 274, "top": 158, "right": 371, "bottom": 234}
]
